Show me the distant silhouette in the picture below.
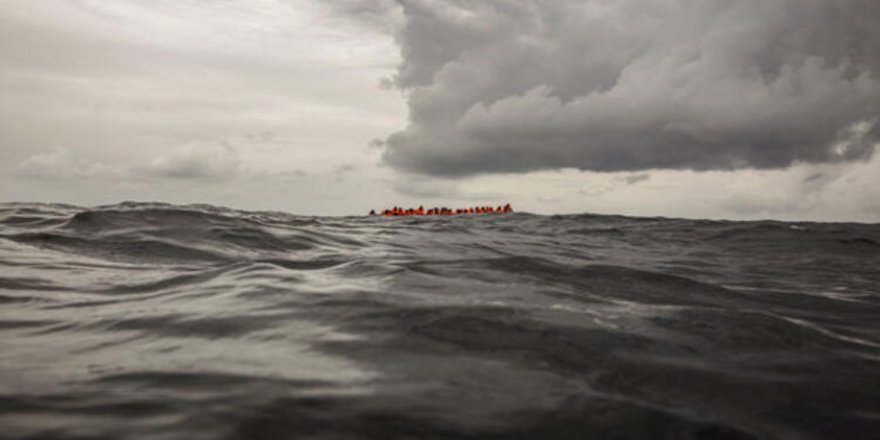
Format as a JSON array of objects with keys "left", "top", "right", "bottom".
[{"left": 371, "top": 204, "right": 513, "bottom": 216}]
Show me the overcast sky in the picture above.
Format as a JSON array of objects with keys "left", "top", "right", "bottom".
[{"left": 2, "top": 0, "right": 879, "bottom": 221}]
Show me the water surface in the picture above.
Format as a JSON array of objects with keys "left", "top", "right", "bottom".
[{"left": 1, "top": 202, "right": 878, "bottom": 439}]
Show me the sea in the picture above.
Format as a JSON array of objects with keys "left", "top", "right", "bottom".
[{"left": 1, "top": 202, "right": 878, "bottom": 440}]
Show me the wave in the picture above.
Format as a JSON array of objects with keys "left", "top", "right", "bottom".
[{"left": 1, "top": 202, "right": 878, "bottom": 439}]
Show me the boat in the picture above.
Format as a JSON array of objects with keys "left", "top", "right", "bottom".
[{"left": 370, "top": 204, "right": 513, "bottom": 216}]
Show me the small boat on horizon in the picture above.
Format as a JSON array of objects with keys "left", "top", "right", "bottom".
[{"left": 370, "top": 204, "right": 513, "bottom": 216}]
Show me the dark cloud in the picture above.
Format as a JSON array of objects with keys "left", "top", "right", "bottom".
[
  {"left": 372, "top": 0, "right": 880, "bottom": 177},
  {"left": 367, "top": 139, "right": 386, "bottom": 150}
]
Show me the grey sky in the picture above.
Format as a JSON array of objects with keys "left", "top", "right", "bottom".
[{"left": 2, "top": 1, "right": 879, "bottom": 221}]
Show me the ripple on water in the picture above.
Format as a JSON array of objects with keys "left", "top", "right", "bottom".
[{"left": 0, "top": 202, "right": 878, "bottom": 439}]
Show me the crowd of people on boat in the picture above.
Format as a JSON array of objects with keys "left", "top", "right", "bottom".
[{"left": 370, "top": 204, "right": 513, "bottom": 216}]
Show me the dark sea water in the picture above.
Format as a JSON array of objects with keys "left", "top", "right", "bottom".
[{"left": 1, "top": 202, "right": 878, "bottom": 440}]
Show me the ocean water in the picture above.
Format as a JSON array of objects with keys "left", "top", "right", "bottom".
[{"left": 1, "top": 202, "right": 878, "bottom": 440}]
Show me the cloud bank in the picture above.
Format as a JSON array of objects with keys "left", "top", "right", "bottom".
[
  {"left": 15, "top": 144, "right": 246, "bottom": 182},
  {"left": 375, "top": 0, "right": 880, "bottom": 176},
  {"left": 15, "top": 149, "right": 120, "bottom": 181}
]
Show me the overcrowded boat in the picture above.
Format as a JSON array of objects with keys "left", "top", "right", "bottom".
[{"left": 370, "top": 204, "right": 513, "bottom": 216}]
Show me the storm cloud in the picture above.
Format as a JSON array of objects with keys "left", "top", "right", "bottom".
[{"left": 376, "top": 0, "right": 880, "bottom": 176}]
